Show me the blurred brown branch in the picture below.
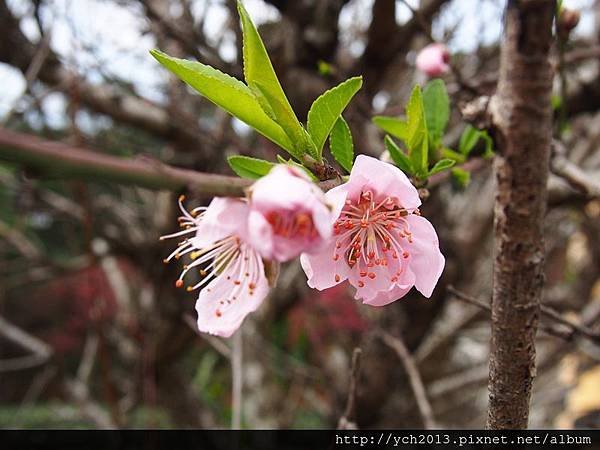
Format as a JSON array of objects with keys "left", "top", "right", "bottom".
[
  {"left": 337, "top": 347, "right": 362, "bottom": 430},
  {"left": 378, "top": 330, "right": 437, "bottom": 429},
  {"left": 0, "top": 127, "right": 250, "bottom": 195},
  {"left": 447, "top": 286, "right": 600, "bottom": 345}
]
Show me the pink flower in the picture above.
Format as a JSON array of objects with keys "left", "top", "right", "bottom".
[
  {"left": 300, "top": 155, "right": 445, "bottom": 306},
  {"left": 416, "top": 43, "right": 450, "bottom": 77},
  {"left": 247, "top": 165, "right": 339, "bottom": 262},
  {"left": 161, "top": 196, "right": 268, "bottom": 337}
]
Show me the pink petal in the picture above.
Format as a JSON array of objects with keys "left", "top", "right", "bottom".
[
  {"left": 196, "top": 245, "right": 268, "bottom": 337},
  {"left": 348, "top": 251, "right": 402, "bottom": 302},
  {"left": 250, "top": 165, "right": 324, "bottom": 211},
  {"left": 363, "top": 269, "right": 416, "bottom": 306},
  {"left": 300, "top": 238, "right": 350, "bottom": 291},
  {"left": 191, "top": 197, "right": 250, "bottom": 248},
  {"left": 404, "top": 215, "right": 445, "bottom": 297},
  {"left": 350, "top": 155, "right": 421, "bottom": 210},
  {"left": 247, "top": 209, "right": 275, "bottom": 259}
]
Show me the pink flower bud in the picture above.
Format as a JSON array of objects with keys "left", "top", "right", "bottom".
[
  {"left": 247, "top": 165, "right": 341, "bottom": 262},
  {"left": 300, "top": 155, "right": 445, "bottom": 305},
  {"left": 416, "top": 43, "right": 450, "bottom": 77}
]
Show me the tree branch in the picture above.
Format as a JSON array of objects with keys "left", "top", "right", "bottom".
[
  {"left": 0, "top": 0, "right": 212, "bottom": 147},
  {"left": 447, "top": 286, "right": 600, "bottom": 345},
  {"left": 0, "top": 127, "right": 250, "bottom": 195},
  {"left": 337, "top": 347, "right": 362, "bottom": 430},
  {"left": 485, "top": 0, "right": 555, "bottom": 429},
  {"left": 551, "top": 140, "right": 600, "bottom": 198},
  {"left": 378, "top": 330, "right": 437, "bottom": 429},
  {"left": 0, "top": 128, "right": 345, "bottom": 195}
]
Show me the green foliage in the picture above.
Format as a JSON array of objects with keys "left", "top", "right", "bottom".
[
  {"left": 374, "top": 80, "right": 492, "bottom": 183},
  {"left": 451, "top": 167, "right": 471, "bottom": 188},
  {"left": 428, "top": 158, "right": 456, "bottom": 176},
  {"left": 405, "top": 85, "right": 429, "bottom": 178},
  {"left": 441, "top": 147, "right": 466, "bottom": 164},
  {"left": 458, "top": 125, "right": 494, "bottom": 158},
  {"left": 307, "top": 77, "right": 362, "bottom": 157},
  {"left": 372, "top": 116, "right": 407, "bottom": 140},
  {"left": 227, "top": 155, "right": 275, "bottom": 179},
  {"left": 237, "top": 1, "right": 307, "bottom": 157},
  {"left": 551, "top": 94, "right": 563, "bottom": 111},
  {"left": 152, "top": 3, "right": 368, "bottom": 175},
  {"left": 374, "top": 86, "right": 428, "bottom": 179},
  {"left": 150, "top": 50, "right": 294, "bottom": 153},
  {"left": 422, "top": 79, "right": 450, "bottom": 149},
  {"left": 329, "top": 116, "right": 354, "bottom": 173},
  {"left": 384, "top": 135, "right": 413, "bottom": 175},
  {"left": 317, "top": 60, "right": 333, "bottom": 76}
]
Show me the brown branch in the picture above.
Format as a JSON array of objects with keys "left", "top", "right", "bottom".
[
  {"left": 485, "top": 0, "right": 555, "bottom": 430},
  {"left": 551, "top": 140, "right": 600, "bottom": 198},
  {"left": 447, "top": 286, "right": 600, "bottom": 345},
  {"left": 377, "top": 331, "right": 437, "bottom": 429},
  {"left": 337, "top": 347, "right": 362, "bottom": 430},
  {"left": 0, "top": 0, "right": 211, "bottom": 147},
  {"left": 0, "top": 128, "right": 348, "bottom": 196},
  {"left": 0, "top": 314, "right": 53, "bottom": 373},
  {"left": 359, "top": 0, "right": 450, "bottom": 93},
  {"left": 0, "top": 127, "right": 250, "bottom": 195}
]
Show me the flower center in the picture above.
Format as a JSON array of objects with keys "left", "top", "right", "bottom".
[
  {"left": 332, "top": 190, "right": 418, "bottom": 284},
  {"left": 266, "top": 210, "right": 317, "bottom": 239}
]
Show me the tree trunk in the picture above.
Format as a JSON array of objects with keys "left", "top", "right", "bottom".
[{"left": 486, "top": 0, "right": 555, "bottom": 430}]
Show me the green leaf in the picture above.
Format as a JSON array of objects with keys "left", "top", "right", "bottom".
[
  {"left": 372, "top": 116, "right": 408, "bottom": 140},
  {"left": 451, "top": 167, "right": 471, "bottom": 188},
  {"left": 441, "top": 147, "right": 466, "bottom": 163},
  {"left": 252, "top": 81, "right": 307, "bottom": 159},
  {"left": 307, "top": 77, "right": 363, "bottom": 157},
  {"left": 458, "top": 125, "right": 479, "bottom": 156},
  {"left": 227, "top": 155, "right": 275, "bottom": 179},
  {"left": 423, "top": 79, "right": 450, "bottom": 148},
  {"left": 329, "top": 116, "right": 354, "bottom": 173},
  {"left": 237, "top": 2, "right": 305, "bottom": 155},
  {"left": 458, "top": 125, "right": 494, "bottom": 158},
  {"left": 375, "top": 87, "right": 429, "bottom": 178},
  {"left": 150, "top": 50, "right": 293, "bottom": 152},
  {"left": 480, "top": 131, "right": 494, "bottom": 158},
  {"left": 275, "top": 155, "right": 319, "bottom": 181},
  {"left": 551, "top": 94, "right": 563, "bottom": 111},
  {"left": 405, "top": 85, "right": 429, "bottom": 177},
  {"left": 428, "top": 158, "right": 456, "bottom": 176},
  {"left": 384, "top": 136, "right": 413, "bottom": 175}
]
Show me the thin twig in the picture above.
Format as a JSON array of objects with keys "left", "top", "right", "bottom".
[
  {"left": 0, "top": 314, "right": 53, "bottom": 373},
  {"left": 337, "top": 347, "right": 362, "bottom": 430},
  {"left": 231, "top": 329, "right": 243, "bottom": 429},
  {"left": 551, "top": 141, "right": 600, "bottom": 198},
  {"left": 2, "top": 31, "right": 52, "bottom": 125},
  {"left": 377, "top": 330, "right": 437, "bottom": 429},
  {"left": 447, "top": 285, "right": 600, "bottom": 344}
]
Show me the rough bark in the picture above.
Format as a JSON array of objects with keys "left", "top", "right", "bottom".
[{"left": 486, "top": 0, "right": 555, "bottom": 430}]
